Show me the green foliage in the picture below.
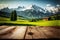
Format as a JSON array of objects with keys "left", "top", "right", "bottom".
[
  {"left": 10, "top": 10, "right": 17, "bottom": 21},
  {"left": 30, "top": 19, "right": 37, "bottom": 22},
  {"left": 30, "top": 19, "right": 41, "bottom": 22},
  {"left": 56, "top": 14, "right": 60, "bottom": 20},
  {"left": 48, "top": 14, "right": 60, "bottom": 20}
]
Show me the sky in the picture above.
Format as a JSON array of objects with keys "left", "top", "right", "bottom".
[{"left": 0, "top": 0, "right": 60, "bottom": 9}]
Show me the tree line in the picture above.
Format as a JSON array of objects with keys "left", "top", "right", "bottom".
[{"left": 10, "top": 10, "right": 60, "bottom": 21}]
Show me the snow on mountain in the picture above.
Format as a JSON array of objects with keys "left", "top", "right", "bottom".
[
  {"left": 15, "top": 5, "right": 45, "bottom": 13},
  {"left": 45, "top": 4, "right": 60, "bottom": 14},
  {"left": 16, "top": 5, "right": 47, "bottom": 19},
  {"left": 1, "top": 4, "right": 59, "bottom": 19},
  {"left": 0, "top": 4, "right": 51, "bottom": 19}
]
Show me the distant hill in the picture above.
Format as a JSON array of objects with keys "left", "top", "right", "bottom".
[{"left": 0, "top": 11, "right": 10, "bottom": 18}]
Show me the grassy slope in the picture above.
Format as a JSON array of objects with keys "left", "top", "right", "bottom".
[{"left": 0, "top": 17, "right": 60, "bottom": 26}]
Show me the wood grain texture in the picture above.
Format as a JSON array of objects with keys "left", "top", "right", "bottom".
[{"left": 0, "top": 26, "right": 60, "bottom": 39}]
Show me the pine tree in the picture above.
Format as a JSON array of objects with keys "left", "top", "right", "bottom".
[{"left": 10, "top": 10, "right": 17, "bottom": 21}]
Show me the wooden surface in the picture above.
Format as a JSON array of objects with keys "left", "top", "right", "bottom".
[{"left": 0, "top": 26, "right": 60, "bottom": 39}]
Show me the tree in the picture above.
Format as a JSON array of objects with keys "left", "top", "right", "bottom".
[
  {"left": 10, "top": 10, "right": 17, "bottom": 21},
  {"left": 48, "top": 16, "right": 55, "bottom": 20}
]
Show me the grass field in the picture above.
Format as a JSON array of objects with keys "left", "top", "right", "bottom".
[{"left": 0, "top": 17, "right": 60, "bottom": 26}]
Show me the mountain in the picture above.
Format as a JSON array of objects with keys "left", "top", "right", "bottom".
[
  {"left": 0, "top": 7, "right": 13, "bottom": 18},
  {"left": 0, "top": 4, "right": 55, "bottom": 19},
  {"left": 16, "top": 5, "right": 48, "bottom": 19},
  {"left": 16, "top": 5, "right": 45, "bottom": 12},
  {"left": 0, "top": 11, "right": 10, "bottom": 17},
  {"left": 0, "top": 7, "right": 13, "bottom": 13}
]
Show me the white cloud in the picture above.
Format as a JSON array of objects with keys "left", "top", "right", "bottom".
[
  {"left": 46, "top": 4, "right": 51, "bottom": 7},
  {"left": 0, "top": 4, "right": 9, "bottom": 9},
  {"left": 0, "top": 4, "right": 20, "bottom": 9},
  {"left": 56, "top": 4, "right": 60, "bottom": 11},
  {"left": 46, "top": 4, "right": 60, "bottom": 14},
  {"left": 56, "top": 4, "right": 60, "bottom": 7}
]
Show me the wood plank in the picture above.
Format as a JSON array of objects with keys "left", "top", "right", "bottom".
[
  {"left": 35, "top": 26, "right": 47, "bottom": 38},
  {"left": 25, "top": 26, "right": 47, "bottom": 39},
  {"left": 0, "top": 25, "right": 9, "bottom": 30},
  {"left": 25, "top": 26, "right": 33, "bottom": 39},
  {"left": 0, "top": 26, "right": 16, "bottom": 39},
  {"left": 0, "top": 26, "right": 16, "bottom": 35},
  {"left": 42, "top": 27, "right": 60, "bottom": 38},
  {"left": 0, "top": 26, "right": 60, "bottom": 39},
  {"left": 31, "top": 26, "right": 42, "bottom": 39},
  {"left": 9, "top": 26, "right": 27, "bottom": 39}
]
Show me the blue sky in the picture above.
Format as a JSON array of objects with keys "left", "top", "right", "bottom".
[{"left": 0, "top": 0, "right": 60, "bottom": 9}]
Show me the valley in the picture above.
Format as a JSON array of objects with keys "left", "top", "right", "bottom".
[{"left": 0, "top": 17, "right": 60, "bottom": 26}]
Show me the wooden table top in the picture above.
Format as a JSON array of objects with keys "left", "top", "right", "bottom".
[{"left": 0, "top": 26, "right": 60, "bottom": 39}]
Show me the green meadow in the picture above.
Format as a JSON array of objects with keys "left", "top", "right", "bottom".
[{"left": 0, "top": 17, "right": 60, "bottom": 26}]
